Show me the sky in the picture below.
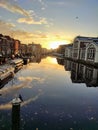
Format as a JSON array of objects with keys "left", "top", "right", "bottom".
[{"left": 0, "top": 0, "right": 98, "bottom": 49}]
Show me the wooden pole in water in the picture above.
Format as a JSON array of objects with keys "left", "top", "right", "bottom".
[{"left": 11, "top": 98, "right": 21, "bottom": 130}]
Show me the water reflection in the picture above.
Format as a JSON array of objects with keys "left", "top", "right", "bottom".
[
  {"left": 30, "top": 55, "right": 42, "bottom": 63},
  {"left": 63, "top": 59, "right": 98, "bottom": 87},
  {"left": 0, "top": 56, "right": 98, "bottom": 130},
  {"left": 57, "top": 58, "right": 65, "bottom": 65}
]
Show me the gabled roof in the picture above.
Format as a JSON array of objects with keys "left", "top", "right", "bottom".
[
  {"left": 87, "top": 42, "right": 98, "bottom": 48},
  {"left": 74, "top": 36, "right": 98, "bottom": 42}
]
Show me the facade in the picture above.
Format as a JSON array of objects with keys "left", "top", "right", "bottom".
[
  {"left": 0, "top": 35, "right": 7, "bottom": 56},
  {"left": 0, "top": 34, "right": 42, "bottom": 60},
  {"left": 0, "top": 34, "right": 4, "bottom": 56},
  {"left": 27, "top": 44, "right": 32, "bottom": 56},
  {"left": 57, "top": 45, "right": 66, "bottom": 55},
  {"left": 85, "top": 42, "right": 98, "bottom": 63},
  {"left": 32, "top": 44, "right": 42, "bottom": 56},
  {"left": 5, "top": 36, "right": 14, "bottom": 56},
  {"left": 20, "top": 44, "right": 27, "bottom": 56},
  {"left": 72, "top": 36, "right": 98, "bottom": 61},
  {"left": 65, "top": 44, "right": 73, "bottom": 58},
  {"left": 41, "top": 48, "right": 48, "bottom": 55},
  {"left": 27, "top": 43, "right": 42, "bottom": 56},
  {"left": 14, "top": 40, "right": 21, "bottom": 55},
  {"left": 0, "top": 34, "right": 21, "bottom": 57}
]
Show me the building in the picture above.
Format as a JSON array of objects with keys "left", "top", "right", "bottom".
[
  {"left": 64, "top": 44, "right": 73, "bottom": 58},
  {"left": 0, "top": 34, "right": 21, "bottom": 57},
  {"left": 14, "top": 40, "right": 21, "bottom": 56},
  {"left": 0, "top": 35, "right": 7, "bottom": 56},
  {"left": 20, "top": 44, "right": 27, "bottom": 56},
  {"left": 0, "top": 34, "right": 4, "bottom": 56},
  {"left": 72, "top": 36, "right": 98, "bottom": 61},
  {"left": 57, "top": 45, "right": 66, "bottom": 55},
  {"left": 85, "top": 41, "right": 98, "bottom": 64},
  {"left": 32, "top": 44, "right": 42, "bottom": 56},
  {"left": 27, "top": 43, "right": 42, "bottom": 56},
  {"left": 4, "top": 35, "right": 14, "bottom": 57}
]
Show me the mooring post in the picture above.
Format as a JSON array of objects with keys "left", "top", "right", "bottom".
[{"left": 11, "top": 98, "right": 21, "bottom": 130}]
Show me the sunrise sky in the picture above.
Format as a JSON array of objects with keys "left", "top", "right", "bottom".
[{"left": 0, "top": 0, "right": 98, "bottom": 49}]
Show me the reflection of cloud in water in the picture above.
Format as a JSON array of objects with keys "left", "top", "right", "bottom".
[
  {"left": 18, "top": 76, "right": 45, "bottom": 83},
  {"left": 0, "top": 102, "right": 12, "bottom": 110},
  {"left": 0, "top": 76, "right": 44, "bottom": 95},
  {"left": 0, "top": 92, "right": 43, "bottom": 110},
  {"left": 0, "top": 81, "right": 30, "bottom": 95},
  {"left": 21, "top": 92, "right": 43, "bottom": 107},
  {"left": 18, "top": 76, "right": 33, "bottom": 81}
]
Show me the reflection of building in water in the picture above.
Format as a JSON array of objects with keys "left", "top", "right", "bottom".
[
  {"left": 64, "top": 60, "right": 72, "bottom": 71},
  {"left": 56, "top": 58, "right": 64, "bottom": 65},
  {"left": 64, "top": 60, "right": 98, "bottom": 87},
  {"left": 71, "top": 62, "right": 85, "bottom": 83},
  {"left": 85, "top": 67, "right": 98, "bottom": 87},
  {"left": 30, "top": 55, "right": 41, "bottom": 63}
]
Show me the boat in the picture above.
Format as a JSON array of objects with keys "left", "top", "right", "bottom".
[
  {"left": 22, "top": 57, "right": 30, "bottom": 65},
  {"left": 0, "top": 65, "right": 14, "bottom": 88},
  {"left": 10, "top": 59, "right": 23, "bottom": 72}
]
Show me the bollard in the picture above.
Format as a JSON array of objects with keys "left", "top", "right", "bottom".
[{"left": 11, "top": 98, "right": 21, "bottom": 130}]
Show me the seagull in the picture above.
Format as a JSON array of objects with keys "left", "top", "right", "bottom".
[
  {"left": 19, "top": 94, "right": 23, "bottom": 102},
  {"left": 76, "top": 16, "right": 79, "bottom": 19}
]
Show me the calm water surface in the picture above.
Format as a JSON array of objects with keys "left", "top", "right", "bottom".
[{"left": 0, "top": 57, "right": 98, "bottom": 130}]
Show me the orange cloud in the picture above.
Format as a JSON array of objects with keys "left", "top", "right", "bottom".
[
  {"left": 0, "top": 0, "right": 49, "bottom": 26},
  {"left": 0, "top": 0, "right": 30, "bottom": 17},
  {"left": 17, "top": 17, "right": 48, "bottom": 25}
]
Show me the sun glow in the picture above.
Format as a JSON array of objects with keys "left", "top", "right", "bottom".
[
  {"left": 48, "top": 41, "right": 68, "bottom": 49},
  {"left": 46, "top": 57, "right": 57, "bottom": 64}
]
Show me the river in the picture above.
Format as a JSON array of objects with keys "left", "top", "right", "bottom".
[{"left": 0, "top": 56, "right": 98, "bottom": 130}]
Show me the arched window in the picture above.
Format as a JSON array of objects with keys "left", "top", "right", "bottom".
[{"left": 87, "top": 46, "right": 96, "bottom": 60}]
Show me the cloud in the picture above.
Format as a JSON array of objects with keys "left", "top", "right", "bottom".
[
  {"left": 12, "top": 30, "right": 41, "bottom": 39},
  {"left": 38, "top": 0, "right": 47, "bottom": 10},
  {"left": 40, "top": 34, "right": 48, "bottom": 38},
  {"left": 0, "top": 20, "right": 15, "bottom": 28},
  {"left": 0, "top": 0, "right": 30, "bottom": 17},
  {"left": 17, "top": 17, "right": 48, "bottom": 25},
  {"left": 0, "top": 19, "right": 71, "bottom": 47},
  {"left": 47, "top": 0, "right": 85, "bottom": 7},
  {"left": 0, "top": 0, "right": 49, "bottom": 25},
  {"left": 0, "top": 20, "right": 15, "bottom": 34},
  {"left": 0, "top": 19, "right": 46, "bottom": 40}
]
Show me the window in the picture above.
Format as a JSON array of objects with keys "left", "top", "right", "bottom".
[{"left": 87, "top": 47, "right": 95, "bottom": 60}]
